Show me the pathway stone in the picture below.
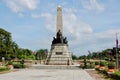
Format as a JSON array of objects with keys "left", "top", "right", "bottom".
[{"left": 0, "top": 65, "right": 96, "bottom": 80}]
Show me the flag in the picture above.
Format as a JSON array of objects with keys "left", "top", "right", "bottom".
[{"left": 116, "top": 33, "right": 118, "bottom": 48}]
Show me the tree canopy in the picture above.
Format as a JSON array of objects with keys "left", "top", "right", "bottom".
[
  {"left": 0, "top": 28, "right": 13, "bottom": 60},
  {"left": 35, "top": 49, "right": 48, "bottom": 60},
  {"left": 0, "top": 28, "right": 36, "bottom": 60}
]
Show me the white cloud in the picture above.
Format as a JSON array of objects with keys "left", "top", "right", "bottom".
[
  {"left": 32, "top": 13, "right": 56, "bottom": 32},
  {"left": 81, "top": 0, "right": 105, "bottom": 11},
  {"left": 41, "top": 13, "right": 56, "bottom": 32},
  {"left": 71, "top": 29, "right": 120, "bottom": 55},
  {"left": 63, "top": 8, "right": 93, "bottom": 40},
  {"left": 31, "top": 7, "right": 120, "bottom": 55},
  {"left": 3, "top": 0, "right": 39, "bottom": 13},
  {"left": 32, "top": 7, "right": 93, "bottom": 40},
  {"left": 31, "top": 14, "right": 41, "bottom": 18},
  {"left": 18, "top": 13, "right": 24, "bottom": 17}
]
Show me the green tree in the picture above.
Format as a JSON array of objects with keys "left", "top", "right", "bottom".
[
  {"left": 0, "top": 28, "right": 12, "bottom": 60},
  {"left": 35, "top": 49, "right": 48, "bottom": 60},
  {"left": 17, "top": 48, "right": 35, "bottom": 60},
  {"left": 0, "top": 28, "right": 36, "bottom": 61},
  {"left": 72, "top": 54, "right": 78, "bottom": 60},
  {"left": 78, "top": 55, "right": 86, "bottom": 59},
  {"left": 91, "top": 52, "right": 99, "bottom": 59},
  {"left": 11, "top": 41, "right": 19, "bottom": 59}
]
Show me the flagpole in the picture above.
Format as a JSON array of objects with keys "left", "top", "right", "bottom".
[
  {"left": 116, "top": 46, "right": 118, "bottom": 69},
  {"left": 116, "top": 33, "right": 119, "bottom": 69}
]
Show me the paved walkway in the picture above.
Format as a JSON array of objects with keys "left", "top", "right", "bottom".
[{"left": 0, "top": 65, "right": 96, "bottom": 80}]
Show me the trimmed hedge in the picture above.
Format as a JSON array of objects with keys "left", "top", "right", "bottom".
[
  {"left": 95, "top": 62, "right": 120, "bottom": 80},
  {"left": 0, "top": 67, "right": 10, "bottom": 72},
  {"left": 82, "top": 62, "right": 95, "bottom": 69},
  {"left": 112, "top": 71, "right": 120, "bottom": 80},
  {"left": 100, "top": 61, "right": 106, "bottom": 66},
  {"left": 13, "top": 64, "right": 26, "bottom": 68}
]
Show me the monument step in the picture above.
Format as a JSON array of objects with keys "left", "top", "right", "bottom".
[{"left": 30, "top": 65, "right": 80, "bottom": 70}]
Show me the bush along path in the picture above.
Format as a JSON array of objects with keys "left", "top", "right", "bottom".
[
  {"left": 94, "top": 61, "right": 120, "bottom": 80},
  {"left": 81, "top": 60, "right": 120, "bottom": 80},
  {"left": 86, "top": 69, "right": 107, "bottom": 80},
  {"left": 0, "top": 60, "right": 26, "bottom": 74}
]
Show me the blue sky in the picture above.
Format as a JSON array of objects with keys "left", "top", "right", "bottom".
[{"left": 0, "top": 0, "right": 120, "bottom": 56}]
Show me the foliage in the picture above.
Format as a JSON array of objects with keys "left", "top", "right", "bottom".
[
  {"left": 108, "top": 62, "right": 115, "bottom": 69},
  {"left": 17, "top": 48, "right": 35, "bottom": 60},
  {"left": 87, "top": 53, "right": 92, "bottom": 59},
  {"left": 20, "top": 59, "right": 25, "bottom": 65},
  {"left": 7, "top": 61, "right": 13, "bottom": 65},
  {"left": 35, "top": 49, "right": 48, "bottom": 60},
  {"left": 91, "top": 52, "right": 100, "bottom": 59},
  {"left": 0, "top": 28, "right": 11, "bottom": 59},
  {"left": 82, "top": 57, "right": 94, "bottom": 69},
  {"left": 100, "top": 61, "right": 106, "bottom": 66},
  {"left": 82, "top": 48, "right": 120, "bottom": 61},
  {"left": 112, "top": 71, "right": 120, "bottom": 80},
  {"left": 102, "top": 68, "right": 108, "bottom": 75},
  {"left": 82, "top": 61, "right": 95, "bottom": 69},
  {"left": 0, "top": 28, "right": 50, "bottom": 61},
  {"left": 97, "top": 68, "right": 108, "bottom": 75},
  {"left": 95, "top": 61, "right": 120, "bottom": 80},
  {"left": 95, "top": 61, "right": 99, "bottom": 65},
  {"left": 95, "top": 67, "right": 99, "bottom": 71},
  {"left": 13, "top": 63, "right": 26, "bottom": 68},
  {"left": 83, "top": 57, "right": 87, "bottom": 69},
  {"left": 78, "top": 55, "right": 86, "bottom": 59},
  {"left": 0, "top": 67, "right": 10, "bottom": 71},
  {"left": 87, "top": 62, "right": 95, "bottom": 68},
  {"left": 72, "top": 54, "right": 78, "bottom": 60},
  {"left": 0, "top": 28, "right": 19, "bottom": 60}
]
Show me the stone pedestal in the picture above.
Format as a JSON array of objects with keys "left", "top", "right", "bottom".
[{"left": 46, "top": 44, "right": 73, "bottom": 65}]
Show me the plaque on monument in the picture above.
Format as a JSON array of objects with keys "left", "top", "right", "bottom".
[{"left": 56, "top": 52, "right": 63, "bottom": 55}]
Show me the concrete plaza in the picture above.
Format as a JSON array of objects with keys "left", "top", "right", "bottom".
[{"left": 0, "top": 65, "right": 95, "bottom": 80}]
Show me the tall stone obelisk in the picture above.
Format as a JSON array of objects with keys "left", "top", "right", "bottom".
[
  {"left": 57, "top": 6, "right": 63, "bottom": 34},
  {"left": 46, "top": 6, "right": 73, "bottom": 65}
]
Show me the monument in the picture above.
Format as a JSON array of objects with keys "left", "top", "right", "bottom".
[{"left": 46, "top": 6, "right": 73, "bottom": 65}]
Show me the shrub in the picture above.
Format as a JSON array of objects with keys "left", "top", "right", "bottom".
[
  {"left": 108, "top": 62, "right": 115, "bottom": 69},
  {"left": 95, "top": 67, "right": 99, "bottom": 71},
  {"left": 20, "top": 60, "right": 25, "bottom": 65},
  {"left": 0, "top": 67, "right": 9, "bottom": 71},
  {"left": 95, "top": 62, "right": 99, "bottom": 65},
  {"left": 112, "top": 71, "right": 120, "bottom": 80},
  {"left": 13, "top": 63, "right": 26, "bottom": 68},
  {"left": 7, "top": 61, "right": 13, "bottom": 65},
  {"left": 89, "top": 62, "right": 95, "bottom": 68},
  {"left": 102, "top": 68, "right": 108, "bottom": 75},
  {"left": 104, "top": 58, "right": 109, "bottom": 61},
  {"left": 100, "top": 61, "right": 106, "bottom": 66},
  {"left": 82, "top": 62, "right": 95, "bottom": 69}
]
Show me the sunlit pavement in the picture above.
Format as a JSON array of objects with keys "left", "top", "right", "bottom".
[{"left": 0, "top": 64, "right": 95, "bottom": 80}]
